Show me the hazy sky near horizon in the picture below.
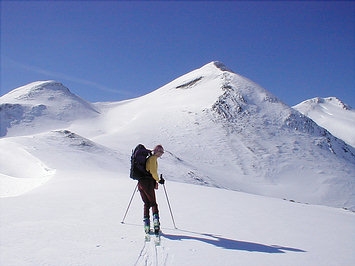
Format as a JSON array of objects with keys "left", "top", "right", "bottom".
[{"left": 1, "top": 1, "right": 354, "bottom": 107}]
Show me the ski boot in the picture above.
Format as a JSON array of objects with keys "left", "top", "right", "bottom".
[
  {"left": 153, "top": 213, "right": 160, "bottom": 236},
  {"left": 143, "top": 217, "right": 150, "bottom": 234}
]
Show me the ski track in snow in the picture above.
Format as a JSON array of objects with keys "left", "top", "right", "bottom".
[{"left": 134, "top": 237, "right": 168, "bottom": 266}]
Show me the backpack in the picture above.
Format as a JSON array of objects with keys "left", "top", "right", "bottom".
[{"left": 130, "top": 144, "right": 152, "bottom": 180}]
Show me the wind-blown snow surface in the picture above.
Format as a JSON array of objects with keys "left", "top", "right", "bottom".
[
  {"left": 1, "top": 62, "right": 355, "bottom": 265},
  {"left": 294, "top": 97, "right": 355, "bottom": 148}
]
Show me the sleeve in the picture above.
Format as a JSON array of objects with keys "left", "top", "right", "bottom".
[{"left": 146, "top": 156, "right": 159, "bottom": 182}]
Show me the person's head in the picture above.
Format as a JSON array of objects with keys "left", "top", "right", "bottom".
[{"left": 153, "top": 145, "right": 164, "bottom": 157}]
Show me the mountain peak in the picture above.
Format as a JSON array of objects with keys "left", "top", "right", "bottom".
[
  {"left": 0, "top": 80, "right": 70, "bottom": 102},
  {"left": 212, "top": 61, "right": 234, "bottom": 72},
  {"left": 297, "top": 97, "right": 352, "bottom": 111},
  {"left": 197, "top": 61, "right": 234, "bottom": 73},
  {"left": 324, "top": 97, "right": 352, "bottom": 110},
  {"left": 293, "top": 96, "right": 355, "bottom": 147},
  {"left": 0, "top": 81, "right": 99, "bottom": 137}
]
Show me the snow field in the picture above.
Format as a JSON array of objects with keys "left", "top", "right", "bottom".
[
  {"left": 1, "top": 62, "right": 355, "bottom": 265},
  {"left": 1, "top": 170, "right": 354, "bottom": 265}
]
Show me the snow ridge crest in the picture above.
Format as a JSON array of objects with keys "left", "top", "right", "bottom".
[{"left": 213, "top": 61, "right": 234, "bottom": 72}]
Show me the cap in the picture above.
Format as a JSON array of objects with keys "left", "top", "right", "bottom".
[{"left": 153, "top": 145, "right": 164, "bottom": 154}]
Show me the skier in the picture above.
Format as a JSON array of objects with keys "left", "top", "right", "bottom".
[{"left": 138, "top": 144, "right": 165, "bottom": 235}]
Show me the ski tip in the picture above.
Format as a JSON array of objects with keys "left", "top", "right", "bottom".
[{"left": 154, "top": 236, "right": 161, "bottom": 246}]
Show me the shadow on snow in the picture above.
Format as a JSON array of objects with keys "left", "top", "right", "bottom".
[{"left": 162, "top": 230, "right": 306, "bottom": 254}]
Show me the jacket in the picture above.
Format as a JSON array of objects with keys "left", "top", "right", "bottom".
[{"left": 146, "top": 155, "right": 159, "bottom": 182}]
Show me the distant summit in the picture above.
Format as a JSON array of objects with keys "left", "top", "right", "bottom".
[
  {"left": 1, "top": 81, "right": 70, "bottom": 102},
  {"left": 0, "top": 81, "right": 99, "bottom": 137},
  {"left": 294, "top": 97, "right": 355, "bottom": 148},
  {"left": 295, "top": 97, "right": 352, "bottom": 111}
]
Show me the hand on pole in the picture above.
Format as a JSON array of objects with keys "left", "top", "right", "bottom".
[{"left": 159, "top": 174, "right": 165, "bottom": 184}]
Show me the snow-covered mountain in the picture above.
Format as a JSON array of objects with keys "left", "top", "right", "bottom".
[
  {"left": 0, "top": 81, "right": 99, "bottom": 137},
  {"left": 1, "top": 62, "right": 355, "bottom": 211},
  {"left": 1, "top": 62, "right": 355, "bottom": 265},
  {"left": 293, "top": 97, "right": 355, "bottom": 148}
]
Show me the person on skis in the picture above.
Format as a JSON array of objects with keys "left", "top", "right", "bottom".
[{"left": 138, "top": 144, "right": 165, "bottom": 234}]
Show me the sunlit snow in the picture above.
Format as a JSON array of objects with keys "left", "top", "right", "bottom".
[{"left": 1, "top": 62, "right": 354, "bottom": 265}]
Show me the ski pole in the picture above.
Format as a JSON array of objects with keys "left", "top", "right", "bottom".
[
  {"left": 162, "top": 183, "right": 177, "bottom": 229},
  {"left": 121, "top": 183, "right": 138, "bottom": 224}
]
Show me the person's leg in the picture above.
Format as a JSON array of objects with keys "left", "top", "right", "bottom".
[
  {"left": 145, "top": 182, "right": 159, "bottom": 216},
  {"left": 143, "top": 182, "right": 160, "bottom": 234},
  {"left": 138, "top": 180, "right": 151, "bottom": 218}
]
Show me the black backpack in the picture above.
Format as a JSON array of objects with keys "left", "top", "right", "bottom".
[{"left": 130, "top": 144, "right": 152, "bottom": 180}]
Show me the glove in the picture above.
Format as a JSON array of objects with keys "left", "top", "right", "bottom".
[{"left": 159, "top": 174, "right": 165, "bottom": 185}]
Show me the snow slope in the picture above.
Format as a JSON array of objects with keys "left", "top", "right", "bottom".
[
  {"left": 1, "top": 62, "right": 355, "bottom": 265},
  {"left": 294, "top": 97, "right": 355, "bottom": 148},
  {"left": 1, "top": 170, "right": 354, "bottom": 266},
  {"left": 0, "top": 134, "right": 354, "bottom": 266},
  {"left": 0, "top": 139, "right": 55, "bottom": 197}
]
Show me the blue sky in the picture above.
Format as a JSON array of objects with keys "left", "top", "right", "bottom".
[{"left": 1, "top": 1, "right": 354, "bottom": 108}]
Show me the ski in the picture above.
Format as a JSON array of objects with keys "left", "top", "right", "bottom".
[
  {"left": 144, "top": 230, "right": 161, "bottom": 246},
  {"left": 153, "top": 214, "right": 160, "bottom": 246},
  {"left": 144, "top": 217, "right": 150, "bottom": 242},
  {"left": 145, "top": 232, "right": 151, "bottom": 242},
  {"left": 143, "top": 214, "right": 161, "bottom": 245},
  {"left": 154, "top": 233, "right": 161, "bottom": 246}
]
